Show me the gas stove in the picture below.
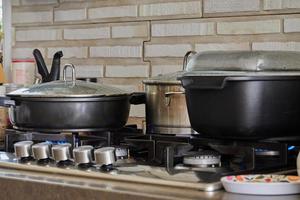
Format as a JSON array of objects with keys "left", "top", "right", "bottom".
[{"left": 0, "top": 127, "right": 298, "bottom": 191}]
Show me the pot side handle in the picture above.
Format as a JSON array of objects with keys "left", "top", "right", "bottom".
[
  {"left": 129, "top": 92, "right": 146, "bottom": 105},
  {"left": 183, "top": 51, "right": 197, "bottom": 70},
  {"left": 164, "top": 91, "right": 185, "bottom": 106},
  {"left": 0, "top": 96, "right": 15, "bottom": 107}
]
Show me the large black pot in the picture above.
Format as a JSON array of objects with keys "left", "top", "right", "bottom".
[
  {"left": 179, "top": 51, "right": 300, "bottom": 139},
  {"left": 0, "top": 64, "right": 145, "bottom": 132}
]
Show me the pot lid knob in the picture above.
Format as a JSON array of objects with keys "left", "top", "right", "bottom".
[
  {"left": 94, "top": 147, "right": 116, "bottom": 166},
  {"left": 73, "top": 145, "right": 94, "bottom": 164},
  {"left": 52, "top": 143, "right": 72, "bottom": 162},
  {"left": 14, "top": 141, "right": 33, "bottom": 159},
  {"left": 32, "top": 142, "right": 51, "bottom": 160}
]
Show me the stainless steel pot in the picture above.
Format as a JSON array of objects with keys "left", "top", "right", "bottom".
[{"left": 143, "top": 51, "right": 196, "bottom": 135}]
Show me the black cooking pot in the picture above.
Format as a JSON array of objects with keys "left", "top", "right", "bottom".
[
  {"left": 178, "top": 51, "right": 300, "bottom": 139},
  {"left": 0, "top": 64, "right": 145, "bottom": 133}
]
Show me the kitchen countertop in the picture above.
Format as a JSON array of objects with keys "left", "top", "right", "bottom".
[{"left": 0, "top": 167, "right": 299, "bottom": 200}]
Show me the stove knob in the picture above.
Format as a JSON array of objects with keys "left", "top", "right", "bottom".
[
  {"left": 32, "top": 142, "right": 51, "bottom": 160},
  {"left": 94, "top": 147, "right": 116, "bottom": 166},
  {"left": 73, "top": 145, "right": 93, "bottom": 164},
  {"left": 14, "top": 141, "right": 33, "bottom": 159},
  {"left": 52, "top": 143, "right": 71, "bottom": 162},
  {"left": 115, "top": 147, "right": 128, "bottom": 160}
]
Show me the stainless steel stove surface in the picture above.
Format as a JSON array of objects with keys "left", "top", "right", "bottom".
[{"left": 0, "top": 127, "right": 299, "bottom": 192}]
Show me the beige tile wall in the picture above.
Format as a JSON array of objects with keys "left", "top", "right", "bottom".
[{"left": 11, "top": 0, "right": 300, "bottom": 125}]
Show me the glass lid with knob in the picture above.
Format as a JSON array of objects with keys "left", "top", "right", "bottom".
[{"left": 8, "top": 64, "right": 130, "bottom": 98}]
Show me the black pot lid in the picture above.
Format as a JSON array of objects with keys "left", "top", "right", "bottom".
[
  {"left": 8, "top": 80, "right": 130, "bottom": 98},
  {"left": 182, "top": 51, "right": 300, "bottom": 77}
]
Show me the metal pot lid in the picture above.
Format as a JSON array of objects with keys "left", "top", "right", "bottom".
[
  {"left": 182, "top": 51, "right": 300, "bottom": 77},
  {"left": 143, "top": 71, "right": 184, "bottom": 85},
  {"left": 8, "top": 64, "right": 129, "bottom": 98}
]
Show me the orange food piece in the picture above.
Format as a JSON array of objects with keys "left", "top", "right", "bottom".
[
  {"left": 287, "top": 176, "right": 300, "bottom": 182},
  {"left": 236, "top": 175, "right": 244, "bottom": 182}
]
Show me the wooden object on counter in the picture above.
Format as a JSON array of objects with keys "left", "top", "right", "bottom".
[{"left": 0, "top": 62, "right": 5, "bottom": 84}]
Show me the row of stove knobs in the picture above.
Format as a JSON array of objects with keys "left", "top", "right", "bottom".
[{"left": 14, "top": 141, "right": 128, "bottom": 167}]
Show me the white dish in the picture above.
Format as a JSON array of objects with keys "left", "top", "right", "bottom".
[{"left": 221, "top": 174, "right": 300, "bottom": 195}]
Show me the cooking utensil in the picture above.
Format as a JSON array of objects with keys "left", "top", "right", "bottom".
[
  {"left": 49, "top": 51, "right": 63, "bottom": 81},
  {"left": 142, "top": 51, "right": 196, "bottom": 135},
  {"left": 33, "top": 49, "right": 63, "bottom": 82},
  {"left": 0, "top": 64, "right": 144, "bottom": 133},
  {"left": 33, "top": 49, "right": 49, "bottom": 82},
  {"left": 178, "top": 51, "right": 300, "bottom": 139}
]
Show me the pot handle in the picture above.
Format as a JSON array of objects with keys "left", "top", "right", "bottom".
[
  {"left": 129, "top": 92, "right": 146, "bottom": 105},
  {"left": 183, "top": 51, "right": 197, "bottom": 70},
  {"left": 0, "top": 96, "right": 15, "bottom": 107},
  {"left": 63, "top": 64, "right": 76, "bottom": 85},
  {"left": 164, "top": 91, "right": 185, "bottom": 106}
]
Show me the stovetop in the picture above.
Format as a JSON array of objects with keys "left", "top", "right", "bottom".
[{"left": 0, "top": 127, "right": 299, "bottom": 191}]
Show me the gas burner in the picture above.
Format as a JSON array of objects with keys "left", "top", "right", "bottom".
[{"left": 183, "top": 150, "right": 221, "bottom": 168}]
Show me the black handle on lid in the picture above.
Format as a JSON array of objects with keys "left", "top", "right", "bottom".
[
  {"left": 33, "top": 49, "right": 49, "bottom": 82},
  {"left": 49, "top": 51, "right": 63, "bottom": 81}
]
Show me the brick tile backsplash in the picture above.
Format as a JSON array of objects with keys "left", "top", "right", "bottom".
[
  {"left": 283, "top": 0, "right": 300, "bottom": 9},
  {"left": 112, "top": 24, "right": 149, "bottom": 38},
  {"left": 195, "top": 42, "right": 250, "bottom": 52},
  {"left": 74, "top": 65, "right": 104, "bottom": 78},
  {"left": 139, "top": 1, "right": 202, "bottom": 17},
  {"left": 145, "top": 44, "right": 192, "bottom": 57},
  {"left": 217, "top": 19, "right": 281, "bottom": 35},
  {"left": 263, "top": 0, "right": 282, "bottom": 10},
  {"left": 21, "top": 0, "right": 58, "bottom": 5},
  {"left": 90, "top": 46, "right": 142, "bottom": 58},
  {"left": 152, "top": 21, "right": 215, "bottom": 37},
  {"left": 16, "top": 29, "right": 62, "bottom": 41},
  {"left": 12, "top": 11, "right": 52, "bottom": 24},
  {"left": 284, "top": 17, "right": 300, "bottom": 33},
  {"left": 47, "top": 47, "right": 88, "bottom": 58},
  {"left": 64, "top": 27, "right": 110, "bottom": 40},
  {"left": 12, "top": 0, "right": 300, "bottom": 120},
  {"left": 106, "top": 65, "right": 149, "bottom": 77},
  {"left": 204, "top": 0, "right": 260, "bottom": 13},
  {"left": 54, "top": 9, "right": 86, "bottom": 22},
  {"left": 12, "top": 0, "right": 20, "bottom": 6},
  {"left": 264, "top": 0, "right": 300, "bottom": 10},
  {"left": 13, "top": 47, "right": 45, "bottom": 59},
  {"left": 88, "top": 5, "right": 138, "bottom": 19},
  {"left": 252, "top": 42, "right": 300, "bottom": 51}
]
